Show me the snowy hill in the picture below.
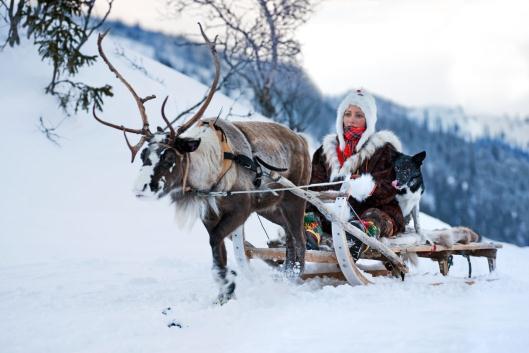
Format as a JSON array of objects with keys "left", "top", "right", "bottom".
[{"left": 1, "top": 34, "right": 529, "bottom": 353}]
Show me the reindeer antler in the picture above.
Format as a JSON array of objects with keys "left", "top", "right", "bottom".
[
  {"left": 176, "top": 23, "right": 221, "bottom": 136},
  {"left": 92, "top": 30, "right": 155, "bottom": 162},
  {"left": 160, "top": 96, "right": 176, "bottom": 143}
]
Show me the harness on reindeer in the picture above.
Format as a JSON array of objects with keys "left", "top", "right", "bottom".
[{"left": 199, "top": 119, "right": 287, "bottom": 188}]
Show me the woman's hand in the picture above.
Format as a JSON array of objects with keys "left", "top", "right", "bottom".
[{"left": 340, "top": 174, "right": 376, "bottom": 202}]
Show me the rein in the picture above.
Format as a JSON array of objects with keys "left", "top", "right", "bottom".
[
  {"left": 182, "top": 152, "right": 190, "bottom": 192},
  {"left": 193, "top": 180, "right": 347, "bottom": 197}
]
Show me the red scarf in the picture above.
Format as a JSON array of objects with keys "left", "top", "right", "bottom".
[{"left": 336, "top": 127, "right": 366, "bottom": 166}]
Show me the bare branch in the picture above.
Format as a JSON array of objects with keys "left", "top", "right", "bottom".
[
  {"left": 37, "top": 116, "right": 65, "bottom": 147},
  {"left": 165, "top": 0, "right": 315, "bottom": 121},
  {"left": 176, "top": 23, "right": 221, "bottom": 135}
]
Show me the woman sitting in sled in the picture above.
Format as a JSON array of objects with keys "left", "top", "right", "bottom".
[{"left": 305, "top": 88, "right": 405, "bottom": 260}]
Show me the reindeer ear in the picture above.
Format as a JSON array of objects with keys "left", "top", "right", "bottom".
[
  {"left": 174, "top": 137, "right": 201, "bottom": 153},
  {"left": 412, "top": 151, "right": 426, "bottom": 165}
]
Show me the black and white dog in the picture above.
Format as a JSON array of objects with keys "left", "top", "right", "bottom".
[{"left": 392, "top": 151, "right": 432, "bottom": 244}]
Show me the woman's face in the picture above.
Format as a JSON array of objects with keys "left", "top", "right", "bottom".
[{"left": 343, "top": 105, "right": 366, "bottom": 130}]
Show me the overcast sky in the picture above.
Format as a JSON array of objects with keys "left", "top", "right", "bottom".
[{"left": 96, "top": 0, "right": 529, "bottom": 117}]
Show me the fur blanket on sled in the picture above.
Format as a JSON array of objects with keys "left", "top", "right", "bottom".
[{"left": 381, "top": 226, "right": 480, "bottom": 248}]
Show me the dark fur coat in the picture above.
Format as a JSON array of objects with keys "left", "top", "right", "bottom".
[{"left": 308, "top": 131, "right": 405, "bottom": 237}]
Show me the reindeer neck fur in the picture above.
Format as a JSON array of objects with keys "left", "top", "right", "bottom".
[
  {"left": 180, "top": 124, "right": 237, "bottom": 191},
  {"left": 323, "top": 130, "right": 402, "bottom": 180},
  {"left": 169, "top": 125, "right": 225, "bottom": 226}
]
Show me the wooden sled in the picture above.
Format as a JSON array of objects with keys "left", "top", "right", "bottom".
[{"left": 230, "top": 197, "right": 502, "bottom": 285}]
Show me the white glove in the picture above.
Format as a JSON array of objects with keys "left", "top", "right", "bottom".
[{"left": 340, "top": 174, "right": 376, "bottom": 202}]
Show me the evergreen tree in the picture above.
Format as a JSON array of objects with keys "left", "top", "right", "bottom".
[{"left": 1, "top": 0, "right": 114, "bottom": 114}]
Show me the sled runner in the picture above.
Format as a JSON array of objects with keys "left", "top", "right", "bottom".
[{"left": 231, "top": 184, "right": 502, "bottom": 285}]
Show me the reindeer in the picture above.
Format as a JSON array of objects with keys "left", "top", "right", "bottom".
[{"left": 93, "top": 26, "right": 311, "bottom": 304}]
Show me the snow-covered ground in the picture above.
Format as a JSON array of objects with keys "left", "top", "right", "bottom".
[{"left": 1, "top": 35, "right": 529, "bottom": 353}]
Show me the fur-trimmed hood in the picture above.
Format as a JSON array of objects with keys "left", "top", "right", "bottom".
[
  {"left": 323, "top": 130, "right": 402, "bottom": 181},
  {"left": 336, "top": 88, "right": 377, "bottom": 151}
]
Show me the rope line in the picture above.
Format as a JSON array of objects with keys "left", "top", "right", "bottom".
[{"left": 197, "top": 180, "right": 347, "bottom": 197}]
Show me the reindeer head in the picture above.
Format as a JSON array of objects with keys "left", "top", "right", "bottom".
[
  {"left": 134, "top": 128, "right": 202, "bottom": 198},
  {"left": 93, "top": 24, "right": 220, "bottom": 199}
]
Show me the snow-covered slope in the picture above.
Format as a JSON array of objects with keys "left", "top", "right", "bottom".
[
  {"left": 1, "top": 35, "right": 529, "bottom": 353},
  {"left": 409, "top": 105, "right": 529, "bottom": 151}
]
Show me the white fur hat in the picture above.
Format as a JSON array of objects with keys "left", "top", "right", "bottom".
[{"left": 336, "top": 88, "right": 377, "bottom": 151}]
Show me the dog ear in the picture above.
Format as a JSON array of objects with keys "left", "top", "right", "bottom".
[
  {"left": 174, "top": 137, "right": 201, "bottom": 153},
  {"left": 412, "top": 151, "right": 426, "bottom": 165}
]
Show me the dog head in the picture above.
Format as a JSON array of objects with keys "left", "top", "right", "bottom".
[{"left": 392, "top": 151, "right": 426, "bottom": 194}]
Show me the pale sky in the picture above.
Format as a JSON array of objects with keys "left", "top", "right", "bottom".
[{"left": 96, "top": 0, "right": 529, "bottom": 117}]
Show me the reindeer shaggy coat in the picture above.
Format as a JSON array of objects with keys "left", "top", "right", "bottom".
[{"left": 152, "top": 119, "right": 312, "bottom": 302}]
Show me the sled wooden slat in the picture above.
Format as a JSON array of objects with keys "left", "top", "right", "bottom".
[
  {"left": 315, "top": 190, "right": 348, "bottom": 201},
  {"left": 246, "top": 248, "right": 338, "bottom": 264},
  {"left": 362, "top": 242, "right": 502, "bottom": 259},
  {"left": 244, "top": 248, "right": 391, "bottom": 278},
  {"left": 246, "top": 242, "right": 501, "bottom": 263},
  {"left": 394, "top": 242, "right": 502, "bottom": 253}
]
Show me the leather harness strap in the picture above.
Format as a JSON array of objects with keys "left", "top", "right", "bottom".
[
  {"left": 215, "top": 127, "right": 234, "bottom": 184},
  {"left": 197, "top": 120, "right": 286, "bottom": 188},
  {"left": 198, "top": 120, "right": 234, "bottom": 186}
]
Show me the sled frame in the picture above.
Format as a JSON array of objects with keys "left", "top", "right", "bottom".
[{"left": 231, "top": 197, "right": 502, "bottom": 285}]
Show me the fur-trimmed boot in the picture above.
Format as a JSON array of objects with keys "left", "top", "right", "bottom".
[
  {"left": 361, "top": 208, "right": 397, "bottom": 238},
  {"left": 347, "top": 219, "right": 380, "bottom": 261},
  {"left": 304, "top": 212, "right": 323, "bottom": 250}
]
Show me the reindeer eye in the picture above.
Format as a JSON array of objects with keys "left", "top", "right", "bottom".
[{"left": 162, "top": 150, "right": 176, "bottom": 165}]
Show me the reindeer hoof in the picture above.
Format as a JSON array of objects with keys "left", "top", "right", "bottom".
[
  {"left": 282, "top": 261, "right": 303, "bottom": 278},
  {"left": 214, "top": 291, "right": 236, "bottom": 305},
  {"left": 213, "top": 269, "right": 237, "bottom": 305}
]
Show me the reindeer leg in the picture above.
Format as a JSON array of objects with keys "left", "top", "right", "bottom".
[
  {"left": 260, "top": 195, "right": 306, "bottom": 276},
  {"left": 284, "top": 195, "right": 307, "bottom": 275},
  {"left": 204, "top": 204, "right": 251, "bottom": 305},
  {"left": 209, "top": 235, "right": 236, "bottom": 305}
]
